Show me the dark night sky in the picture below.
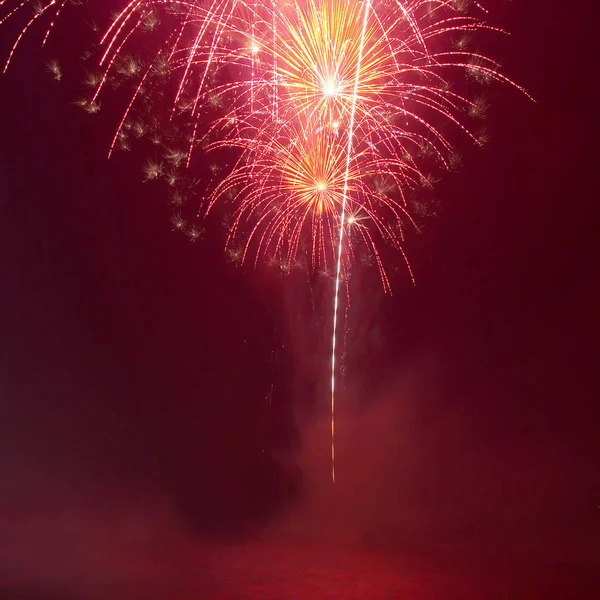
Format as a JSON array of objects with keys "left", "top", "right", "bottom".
[{"left": 0, "top": 0, "right": 599, "bottom": 597}]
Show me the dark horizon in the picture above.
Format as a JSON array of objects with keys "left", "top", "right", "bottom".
[{"left": 1, "top": 1, "right": 599, "bottom": 598}]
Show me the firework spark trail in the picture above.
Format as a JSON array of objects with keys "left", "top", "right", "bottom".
[
  {"left": 41, "top": 0, "right": 66, "bottom": 47},
  {"left": 2, "top": 0, "right": 56, "bottom": 73},
  {"left": 330, "top": 0, "right": 372, "bottom": 483}
]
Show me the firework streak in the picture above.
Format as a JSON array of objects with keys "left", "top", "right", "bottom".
[{"left": 2, "top": 0, "right": 529, "bottom": 481}]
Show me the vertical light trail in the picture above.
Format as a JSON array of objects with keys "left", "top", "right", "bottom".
[
  {"left": 272, "top": 0, "right": 277, "bottom": 122},
  {"left": 330, "top": 0, "right": 372, "bottom": 483}
]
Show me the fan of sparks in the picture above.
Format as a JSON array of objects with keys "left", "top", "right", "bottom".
[
  {"left": 1, "top": 0, "right": 527, "bottom": 289},
  {"left": 2, "top": 0, "right": 528, "bottom": 482}
]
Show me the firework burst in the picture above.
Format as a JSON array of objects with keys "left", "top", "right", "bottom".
[
  {"left": 1, "top": 0, "right": 529, "bottom": 481},
  {"left": 1, "top": 1, "right": 527, "bottom": 279}
]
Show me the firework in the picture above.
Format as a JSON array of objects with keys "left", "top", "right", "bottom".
[
  {"left": 1, "top": 0, "right": 529, "bottom": 481},
  {"left": 1, "top": 0, "right": 527, "bottom": 275}
]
